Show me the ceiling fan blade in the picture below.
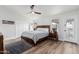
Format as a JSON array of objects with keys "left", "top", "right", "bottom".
[
  {"left": 27, "top": 5, "right": 42, "bottom": 15},
  {"left": 30, "top": 5, "right": 35, "bottom": 10},
  {"left": 34, "top": 11, "right": 41, "bottom": 15}
]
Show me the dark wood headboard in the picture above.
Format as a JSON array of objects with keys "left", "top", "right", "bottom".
[{"left": 36, "top": 25, "right": 50, "bottom": 34}]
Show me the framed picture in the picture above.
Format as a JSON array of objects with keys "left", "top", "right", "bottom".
[{"left": 2, "top": 20, "right": 15, "bottom": 24}]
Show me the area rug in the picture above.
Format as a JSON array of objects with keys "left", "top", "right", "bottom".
[{"left": 5, "top": 40, "right": 32, "bottom": 54}]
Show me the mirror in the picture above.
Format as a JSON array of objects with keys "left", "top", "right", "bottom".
[{"left": 51, "top": 19, "right": 59, "bottom": 33}]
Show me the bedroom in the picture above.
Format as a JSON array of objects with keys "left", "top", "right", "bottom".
[{"left": 0, "top": 5, "right": 79, "bottom": 54}]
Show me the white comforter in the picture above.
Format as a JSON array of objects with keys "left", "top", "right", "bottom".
[{"left": 21, "top": 30, "right": 48, "bottom": 44}]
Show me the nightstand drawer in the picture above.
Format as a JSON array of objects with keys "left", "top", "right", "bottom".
[{"left": 49, "top": 32, "right": 58, "bottom": 41}]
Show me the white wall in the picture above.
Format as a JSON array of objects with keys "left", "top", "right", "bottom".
[
  {"left": 15, "top": 20, "right": 29, "bottom": 37},
  {"left": 0, "top": 6, "right": 29, "bottom": 40},
  {"left": 50, "top": 10, "right": 79, "bottom": 43},
  {"left": 0, "top": 7, "right": 16, "bottom": 40},
  {"left": 0, "top": 6, "right": 32, "bottom": 40},
  {"left": 35, "top": 15, "right": 52, "bottom": 25}
]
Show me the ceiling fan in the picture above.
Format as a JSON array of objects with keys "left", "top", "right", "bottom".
[{"left": 27, "top": 5, "right": 42, "bottom": 15}]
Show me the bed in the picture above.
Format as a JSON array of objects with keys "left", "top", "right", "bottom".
[{"left": 21, "top": 25, "right": 50, "bottom": 46}]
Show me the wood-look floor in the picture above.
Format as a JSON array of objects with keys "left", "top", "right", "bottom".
[{"left": 22, "top": 40, "right": 79, "bottom": 54}]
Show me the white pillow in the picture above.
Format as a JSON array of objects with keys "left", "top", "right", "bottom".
[{"left": 37, "top": 28, "right": 48, "bottom": 32}]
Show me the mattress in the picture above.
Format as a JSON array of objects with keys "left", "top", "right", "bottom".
[{"left": 21, "top": 30, "right": 48, "bottom": 44}]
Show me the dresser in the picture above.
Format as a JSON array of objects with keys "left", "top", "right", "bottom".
[{"left": 0, "top": 33, "right": 4, "bottom": 54}]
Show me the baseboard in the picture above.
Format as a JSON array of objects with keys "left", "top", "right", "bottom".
[
  {"left": 4, "top": 36, "right": 20, "bottom": 40},
  {"left": 59, "top": 39, "right": 78, "bottom": 44}
]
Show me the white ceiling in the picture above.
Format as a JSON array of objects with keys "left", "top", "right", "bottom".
[
  {"left": 37, "top": 5, "right": 79, "bottom": 15},
  {"left": 1, "top": 5, "right": 79, "bottom": 16}
]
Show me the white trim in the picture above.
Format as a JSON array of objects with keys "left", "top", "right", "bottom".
[{"left": 4, "top": 36, "right": 20, "bottom": 40}]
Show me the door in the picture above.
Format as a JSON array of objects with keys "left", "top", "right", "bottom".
[{"left": 64, "top": 19, "right": 76, "bottom": 42}]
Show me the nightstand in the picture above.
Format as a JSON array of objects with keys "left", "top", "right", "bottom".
[{"left": 49, "top": 32, "right": 58, "bottom": 41}]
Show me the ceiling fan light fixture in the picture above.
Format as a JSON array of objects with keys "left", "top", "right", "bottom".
[
  {"left": 32, "top": 11, "right": 35, "bottom": 14},
  {"left": 27, "top": 5, "right": 42, "bottom": 15}
]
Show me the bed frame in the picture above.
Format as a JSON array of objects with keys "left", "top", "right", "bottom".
[{"left": 21, "top": 25, "right": 50, "bottom": 46}]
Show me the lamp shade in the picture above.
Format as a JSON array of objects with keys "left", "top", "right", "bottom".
[{"left": 51, "top": 22, "right": 57, "bottom": 29}]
